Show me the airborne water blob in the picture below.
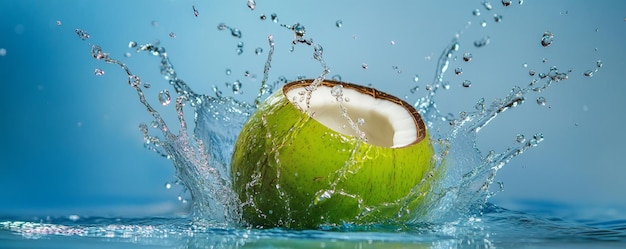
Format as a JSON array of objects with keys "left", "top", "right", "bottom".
[{"left": 541, "top": 31, "right": 554, "bottom": 47}]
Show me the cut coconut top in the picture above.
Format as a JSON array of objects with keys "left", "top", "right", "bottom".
[{"left": 284, "top": 80, "right": 426, "bottom": 148}]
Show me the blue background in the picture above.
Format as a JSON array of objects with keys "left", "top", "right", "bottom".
[{"left": 1, "top": 0, "right": 625, "bottom": 218}]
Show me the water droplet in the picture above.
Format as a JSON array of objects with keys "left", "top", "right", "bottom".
[
  {"left": 255, "top": 47, "right": 263, "bottom": 55},
  {"left": 536, "top": 96, "right": 547, "bottom": 106},
  {"left": 158, "top": 90, "right": 171, "bottom": 106},
  {"left": 313, "top": 44, "right": 323, "bottom": 60},
  {"left": 335, "top": 20, "right": 343, "bottom": 28},
  {"left": 169, "top": 32, "right": 176, "bottom": 38},
  {"left": 483, "top": 1, "right": 493, "bottom": 10},
  {"left": 596, "top": 60, "right": 603, "bottom": 68},
  {"left": 94, "top": 68, "right": 105, "bottom": 76},
  {"left": 292, "top": 23, "right": 306, "bottom": 37},
  {"left": 217, "top": 23, "right": 227, "bottom": 30},
  {"left": 531, "top": 133, "right": 544, "bottom": 144},
  {"left": 56, "top": 20, "right": 62, "bottom": 26},
  {"left": 454, "top": 67, "right": 463, "bottom": 75},
  {"left": 232, "top": 80, "right": 242, "bottom": 94},
  {"left": 128, "top": 41, "right": 137, "bottom": 48},
  {"left": 192, "top": 5, "right": 199, "bottom": 17},
  {"left": 390, "top": 40, "right": 396, "bottom": 45},
  {"left": 247, "top": 0, "right": 256, "bottom": 11},
  {"left": 493, "top": 14, "right": 503, "bottom": 22},
  {"left": 515, "top": 134, "right": 526, "bottom": 143},
  {"left": 522, "top": 63, "right": 528, "bottom": 68},
  {"left": 236, "top": 41, "right": 244, "bottom": 55},
  {"left": 361, "top": 63, "right": 368, "bottom": 69},
  {"left": 260, "top": 14, "right": 266, "bottom": 20},
  {"left": 231, "top": 28, "right": 242, "bottom": 38},
  {"left": 271, "top": 13, "right": 278, "bottom": 23},
  {"left": 331, "top": 85, "right": 343, "bottom": 98},
  {"left": 357, "top": 118, "right": 365, "bottom": 126},
  {"left": 462, "top": 80, "right": 472, "bottom": 88},
  {"left": 413, "top": 74, "right": 420, "bottom": 82},
  {"left": 541, "top": 31, "right": 554, "bottom": 47},
  {"left": 473, "top": 9, "right": 481, "bottom": 16},
  {"left": 151, "top": 20, "right": 159, "bottom": 27},
  {"left": 529, "top": 69, "right": 536, "bottom": 76},
  {"left": 474, "top": 36, "right": 490, "bottom": 47},
  {"left": 225, "top": 69, "right": 231, "bottom": 75},
  {"left": 124, "top": 52, "right": 132, "bottom": 57},
  {"left": 143, "top": 82, "right": 151, "bottom": 89},
  {"left": 442, "top": 81, "right": 451, "bottom": 90},
  {"left": 518, "top": 0, "right": 524, "bottom": 4},
  {"left": 502, "top": 0, "right": 512, "bottom": 6},
  {"left": 480, "top": 20, "right": 487, "bottom": 27},
  {"left": 463, "top": 52, "right": 473, "bottom": 62},
  {"left": 331, "top": 74, "right": 342, "bottom": 81},
  {"left": 409, "top": 86, "right": 419, "bottom": 94},
  {"left": 74, "top": 29, "right": 90, "bottom": 40},
  {"left": 583, "top": 70, "right": 594, "bottom": 77},
  {"left": 165, "top": 183, "right": 172, "bottom": 189}
]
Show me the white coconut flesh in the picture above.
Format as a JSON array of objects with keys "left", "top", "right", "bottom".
[{"left": 285, "top": 82, "right": 422, "bottom": 148}]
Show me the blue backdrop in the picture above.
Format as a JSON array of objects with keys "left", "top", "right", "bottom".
[{"left": 1, "top": 0, "right": 625, "bottom": 218}]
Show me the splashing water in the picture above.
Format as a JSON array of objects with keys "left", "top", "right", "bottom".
[{"left": 4, "top": 1, "right": 625, "bottom": 248}]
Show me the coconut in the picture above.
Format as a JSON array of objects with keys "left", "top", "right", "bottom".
[{"left": 231, "top": 79, "right": 436, "bottom": 228}]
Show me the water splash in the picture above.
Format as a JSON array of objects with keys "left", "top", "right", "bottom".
[{"left": 70, "top": 0, "right": 593, "bottom": 230}]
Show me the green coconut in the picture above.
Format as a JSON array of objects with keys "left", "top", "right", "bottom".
[{"left": 230, "top": 79, "right": 436, "bottom": 228}]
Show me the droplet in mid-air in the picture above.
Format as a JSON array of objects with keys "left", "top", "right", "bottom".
[
  {"left": 462, "top": 80, "right": 472, "bottom": 88},
  {"left": 128, "top": 41, "right": 137, "bottom": 48},
  {"left": 413, "top": 74, "right": 420, "bottom": 82},
  {"left": 260, "top": 14, "right": 266, "bottom": 20},
  {"left": 158, "top": 90, "right": 171, "bottom": 106},
  {"left": 247, "top": 0, "right": 256, "bottom": 11},
  {"left": 75, "top": 29, "right": 90, "bottom": 40},
  {"left": 502, "top": 0, "right": 512, "bottom": 6},
  {"left": 473, "top": 9, "right": 481, "bottom": 16},
  {"left": 255, "top": 47, "right": 263, "bottom": 55},
  {"left": 217, "top": 23, "right": 227, "bottom": 30},
  {"left": 463, "top": 52, "right": 473, "bottom": 62},
  {"left": 474, "top": 36, "right": 490, "bottom": 47},
  {"left": 361, "top": 63, "right": 368, "bottom": 69},
  {"left": 231, "top": 28, "right": 242, "bottom": 38},
  {"left": 94, "top": 68, "right": 105, "bottom": 76},
  {"left": 493, "top": 14, "right": 503, "bottom": 22},
  {"left": 536, "top": 96, "right": 547, "bottom": 106},
  {"left": 56, "top": 20, "right": 62, "bottom": 26},
  {"left": 596, "top": 60, "right": 603, "bottom": 68},
  {"left": 169, "top": 32, "right": 176, "bottom": 38},
  {"left": 515, "top": 134, "right": 526, "bottom": 143},
  {"left": 335, "top": 20, "right": 343, "bottom": 28},
  {"left": 271, "top": 13, "right": 278, "bottom": 23},
  {"left": 583, "top": 70, "right": 594, "bottom": 77},
  {"left": 192, "top": 5, "right": 199, "bottom": 17},
  {"left": 232, "top": 80, "right": 242, "bottom": 94},
  {"left": 541, "top": 31, "right": 554, "bottom": 47},
  {"left": 529, "top": 69, "right": 536, "bottom": 76},
  {"left": 331, "top": 85, "right": 343, "bottom": 98},
  {"left": 483, "top": 1, "right": 493, "bottom": 10},
  {"left": 225, "top": 69, "right": 231, "bottom": 75},
  {"left": 236, "top": 42, "right": 244, "bottom": 55},
  {"left": 454, "top": 67, "right": 463, "bottom": 75},
  {"left": 331, "top": 74, "right": 342, "bottom": 81}
]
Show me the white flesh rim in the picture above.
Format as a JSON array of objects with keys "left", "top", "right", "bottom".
[{"left": 284, "top": 80, "right": 425, "bottom": 148}]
